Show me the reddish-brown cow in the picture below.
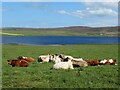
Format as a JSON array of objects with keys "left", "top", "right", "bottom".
[
  {"left": 18, "top": 56, "right": 35, "bottom": 62},
  {"left": 7, "top": 59, "right": 29, "bottom": 67},
  {"left": 84, "top": 60, "right": 100, "bottom": 66}
]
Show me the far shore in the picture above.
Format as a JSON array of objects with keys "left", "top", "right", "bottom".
[{"left": 0, "top": 32, "right": 24, "bottom": 36}]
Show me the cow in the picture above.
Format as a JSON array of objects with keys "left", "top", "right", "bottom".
[
  {"left": 85, "top": 60, "right": 100, "bottom": 66},
  {"left": 53, "top": 55, "right": 62, "bottom": 63},
  {"left": 53, "top": 60, "right": 74, "bottom": 69},
  {"left": 49, "top": 54, "right": 59, "bottom": 62},
  {"left": 38, "top": 54, "right": 51, "bottom": 63},
  {"left": 7, "top": 59, "right": 29, "bottom": 67},
  {"left": 59, "top": 54, "right": 74, "bottom": 62},
  {"left": 71, "top": 59, "right": 88, "bottom": 67},
  {"left": 108, "top": 59, "right": 117, "bottom": 65},
  {"left": 99, "top": 59, "right": 117, "bottom": 65},
  {"left": 18, "top": 56, "right": 35, "bottom": 62}
]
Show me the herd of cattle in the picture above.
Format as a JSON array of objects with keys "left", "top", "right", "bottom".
[{"left": 7, "top": 54, "right": 117, "bottom": 69}]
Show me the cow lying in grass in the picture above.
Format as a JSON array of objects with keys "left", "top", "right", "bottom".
[
  {"left": 53, "top": 58, "right": 74, "bottom": 69},
  {"left": 37, "top": 54, "right": 74, "bottom": 63},
  {"left": 18, "top": 56, "right": 35, "bottom": 62},
  {"left": 59, "top": 54, "right": 74, "bottom": 62},
  {"left": 38, "top": 54, "right": 61, "bottom": 63},
  {"left": 57, "top": 56, "right": 88, "bottom": 67},
  {"left": 84, "top": 60, "right": 100, "bottom": 66},
  {"left": 99, "top": 59, "right": 117, "bottom": 65},
  {"left": 71, "top": 59, "right": 88, "bottom": 67},
  {"left": 84, "top": 59, "right": 117, "bottom": 66},
  {"left": 59, "top": 55, "right": 88, "bottom": 67},
  {"left": 53, "top": 55, "right": 62, "bottom": 63},
  {"left": 7, "top": 59, "right": 29, "bottom": 67},
  {"left": 52, "top": 54, "right": 88, "bottom": 67},
  {"left": 38, "top": 54, "right": 51, "bottom": 63}
]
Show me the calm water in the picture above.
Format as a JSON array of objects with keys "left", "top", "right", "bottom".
[{"left": 2, "top": 36, "right": 119, "bottom": 45}]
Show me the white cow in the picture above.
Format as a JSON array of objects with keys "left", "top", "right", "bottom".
[
  {"left": 99, "top": 59, "right": 107, "bottom": 65},
  {"left": 54, "top": 56, "right": 62, "bottom": 63},
  {"left": 71, "top": 59, "right": 88, "bottom": 67},
  {"left": 72, "top": 58, "right": 83, "bottom": 61},
  {"left": 59, "top": 54, "right": 74, "bottom": 61},
  {"left": 53, "top": 60, "right": 74, "bottom": 69},
  {"left": 49, "top": 54, "right": 58, "bottom": 62},
  {"left": 64, "top": 55, "right": 74, "bottom": 60},
  {"left": 38, "top": 54, "right": 50, "bottom": 63},
  {"left": 108, "top": 59, "right": 117, "bottom": 65}
]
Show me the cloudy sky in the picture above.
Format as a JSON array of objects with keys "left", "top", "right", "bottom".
[{"left": 2, "top": 1, "right": 118, "bottom": 28}]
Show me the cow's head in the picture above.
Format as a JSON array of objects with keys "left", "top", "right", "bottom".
[
  {"left": 7, "top": 59, "right": 12, "bottom": 65},
  {"left": 18, "top": 56, "right": 23, "bottom": 60}
]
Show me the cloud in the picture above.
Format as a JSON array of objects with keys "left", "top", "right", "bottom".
[
  {"left": 86, "top": 8, "right": 117, "bottom": 17},
  {"left": 56, "top": 1, "right": 118, "bottom": 18},
  {"left": 56, "top": 10, "right": 70, "bottom": 15},
  {"left": 70, "top": 10, "right": 85, "bottom": 18},
  {"left": 57, "top": 7, "right": 117, "bottom": 18}
]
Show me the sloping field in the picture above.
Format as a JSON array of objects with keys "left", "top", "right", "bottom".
[
  {"left": 2, "top": 44, "right": 119, "bottom": 88},
  {"left": 2, "top": 26, "right": 118, "bottom": 36}
]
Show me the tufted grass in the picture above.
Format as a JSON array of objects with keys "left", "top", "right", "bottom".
[{"left": 2, "top": 44, "right": 119, "bottom": 88}]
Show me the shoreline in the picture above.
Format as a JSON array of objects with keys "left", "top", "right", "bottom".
[{"left": 1, "top": 43, "right": 119, "bottom": 46}]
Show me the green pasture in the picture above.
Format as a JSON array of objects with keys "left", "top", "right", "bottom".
[
  {"left": 2, "top": 29, "right": 84, "bottom": 36},
  {"left": 2, "top": 29, "right": 118, "bottom": 36},
  {"left": 2, "top": 44, "right": 119, "bottom": 88}
]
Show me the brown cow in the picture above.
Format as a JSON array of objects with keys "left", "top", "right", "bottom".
[
  {"left": 7, "top": 59, "right": 29, "bottom": 67},
  {"left": 84, "top": 60, "right": 100, "bottom": 66},
  {"left": 18, "top": 56, "right": 35, "bottom": 62}
]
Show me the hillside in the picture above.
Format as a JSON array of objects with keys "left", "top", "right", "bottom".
[{"left": 2, "top": 26, "right": 119, "bottom": 36}]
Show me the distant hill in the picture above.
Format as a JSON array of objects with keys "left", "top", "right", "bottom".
[{"left": 2, "top": 26, "right": 119, "bottom": 36}]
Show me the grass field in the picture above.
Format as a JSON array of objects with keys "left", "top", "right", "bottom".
[
  {"left": 2, "top": 29, "right": 85, "bottom": 36},
  {"left": 2, "top": 29, "right": 118, "bottom": 36},
  {"left": 2, "top": 44, "right": 119, "bottom": 88}
]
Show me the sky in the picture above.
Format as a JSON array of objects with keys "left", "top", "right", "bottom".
[{"left": 1, "top": 1, "right": 119, "bottom": 28}]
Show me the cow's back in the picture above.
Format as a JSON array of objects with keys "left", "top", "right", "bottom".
[{"left": 19, "top": 60, "right": 29, "bottom": 67}]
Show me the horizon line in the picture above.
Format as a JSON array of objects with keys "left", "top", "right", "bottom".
[{"left": 1, "top": 25, "right": 119, "bottom": 29}]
